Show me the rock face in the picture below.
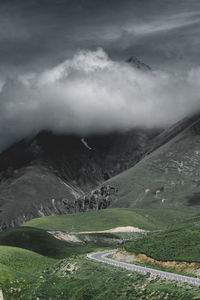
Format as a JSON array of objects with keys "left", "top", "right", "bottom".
[
  {"left": 126, "top": 56, "right": 151, "bottom": 71},
  {"left": 77, "top": 185, "right": 117, "bottom": 212},
  {"left": 0, "top": 129, "right": 160, "bottom": 229}
]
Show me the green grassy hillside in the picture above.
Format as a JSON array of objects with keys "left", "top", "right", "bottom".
[
  {"left": 0, "top": 245, "right": 57, "bottom": 299},
  {"left": 1, "top": 209, "right": 200, "bottom": 299},
  {"left": 23, "top": 207, "right": 200, "bottom": 232},
  {"left": 125, "top": 226, "right": 200, "bottom": 262},
  {"left": 0, "top": 246, "right": 56, "bottom": 274},
  {"left": 0, "top": 227, "right": 121, "bottom": 259},
  {"left": 0, "top": 246, "right": 56, "bottom": 291},
  {"left": 106, "top": 119, "right": 200, "bottom": 210},
  {"left": 0, "top": 227, "right": 74, "bottom": 258},
  {"left": 23, "top": 208, "right": 157, "bottom": 231},
  {"left": 1, "top": 248, "right": 200, "bottom": 300}
]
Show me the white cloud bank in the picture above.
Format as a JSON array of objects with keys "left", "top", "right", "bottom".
[{"left": 0, "top": 48, "right": 200, "bottom": 152}]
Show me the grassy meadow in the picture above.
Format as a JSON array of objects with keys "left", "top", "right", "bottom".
[{"left": 0, "top": 207, "right": 200, "bottom": 299}]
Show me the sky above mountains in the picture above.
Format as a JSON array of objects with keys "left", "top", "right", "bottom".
[
  {"left": 1, "top": 0, "right": 200, "bottom": 75},
  {"left": 0, "top": 0, "right": 200, "bottom": 152}
]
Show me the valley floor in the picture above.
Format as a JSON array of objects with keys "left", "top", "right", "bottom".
[{"left": 0, "top": 208, "right": 200, "bottom": 299}]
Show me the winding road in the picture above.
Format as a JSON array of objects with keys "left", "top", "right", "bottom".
[{"left": 87, "top": 250, "right": 200, "bottom": 287}]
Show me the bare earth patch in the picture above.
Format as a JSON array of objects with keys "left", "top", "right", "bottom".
[
  {"left": 112, "top": 250, "right": 137, "bottom": 263},
  {"left": 113, "top": 249, "right": 200, "bottom": 277},
  {"left": 48, "top": 226, "right": 145, "bottom": 243},
  {"left": 78, "top": 226, "right": 146, "bottom": 234},
  {"left": 137, "top": 253, "right": 200, "bottom": 276},
  {"left": 48, "top": 231, "right": 82, "bottom": 243}
]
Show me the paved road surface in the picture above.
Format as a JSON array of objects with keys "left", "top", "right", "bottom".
[{"left": 87, "top": 250, "right": 200, "bottom": 287}]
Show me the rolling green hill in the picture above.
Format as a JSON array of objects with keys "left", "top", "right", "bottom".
[
  {"left": 125, "top": 226, "right": 200, "bottom": 263},
  {"left": 23, "top": 208, "right": 160, "bottom": 231},
  {"left": 0, "top": 245, "right": 58, "bottom": 299},
  {"left": 0, "top": 246, "right": 56, "bottom": 274},
  {"left": 1, "top": 246, "right": 200, "bottom": 300},
  {"left": 0, "top": 227, "right": 74, "bottom": 258},
  {"left": 2, "top": 209, "right": 200, "bottom": 299},
  {"left": 0, "top": 226, "right": 121, "bottom": 259},
  {"left": 23, "top": 207, "right": 200, "bottom": 232}
]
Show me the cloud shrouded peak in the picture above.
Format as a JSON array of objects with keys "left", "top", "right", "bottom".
[{"left": 0, "top": 48, "right": 200, "bottom": 152}]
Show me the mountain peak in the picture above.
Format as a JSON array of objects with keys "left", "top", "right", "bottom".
[{"left": 127, "top": 55, "right": 151, "bottom": 71}]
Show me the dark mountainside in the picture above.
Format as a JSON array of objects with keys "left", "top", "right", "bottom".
[
  {"left": 0, "top": 128, "right": 160, "bottom": 230},
  {"left": 1, "top": 113, "right": 200, "bottom": 230}
]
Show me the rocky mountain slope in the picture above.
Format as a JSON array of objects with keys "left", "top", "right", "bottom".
[
  {"left": 0, "top": 129, "right": 160, "bottom": 230},
  {"left": 2, "top": 112, "right": 200, "bottom": 230},
  {"left": 105, "top": 113, "right": 200, "bottom": 209}
]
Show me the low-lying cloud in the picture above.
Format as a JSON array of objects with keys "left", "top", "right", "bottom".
[{"left": 0, "top": 48, "right": 200, "bottom": 152}]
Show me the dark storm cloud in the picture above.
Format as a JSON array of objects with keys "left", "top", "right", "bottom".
[{"left": 0, "top": 0, "right": 200, "bottom": 74}]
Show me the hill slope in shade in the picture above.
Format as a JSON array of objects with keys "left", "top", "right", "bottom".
[
  {"left": 0, "top": 227, "right": 75, "bottom": 258},
  {"left": 0, "top": 226, "right": 121, "bottom": 259}
]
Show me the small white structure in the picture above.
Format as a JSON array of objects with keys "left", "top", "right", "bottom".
[{"left": 81, "top": 138, "right": 92, "bottom": 150}]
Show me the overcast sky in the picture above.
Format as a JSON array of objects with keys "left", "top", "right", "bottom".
[
  {"left": 1, "top": 0, "right": 200, "bottom": 75},
  {"left": 0, "top": 0, "right": 200, "bottom": 152}
]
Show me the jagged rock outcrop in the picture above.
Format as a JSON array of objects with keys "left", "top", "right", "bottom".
[
  {"left": 0, "top": 184, "right": 117, "bottom": 230},
  {"left": 126, "top": 56, "right": 151, "bottom": 71}
]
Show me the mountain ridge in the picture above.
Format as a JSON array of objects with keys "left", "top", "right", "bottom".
[
  {"left": 0, "top": 128, "right": 160, "bottom": 230},
  {"left": 104, "top": 113, "right": 200, "bottom": 209}
]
